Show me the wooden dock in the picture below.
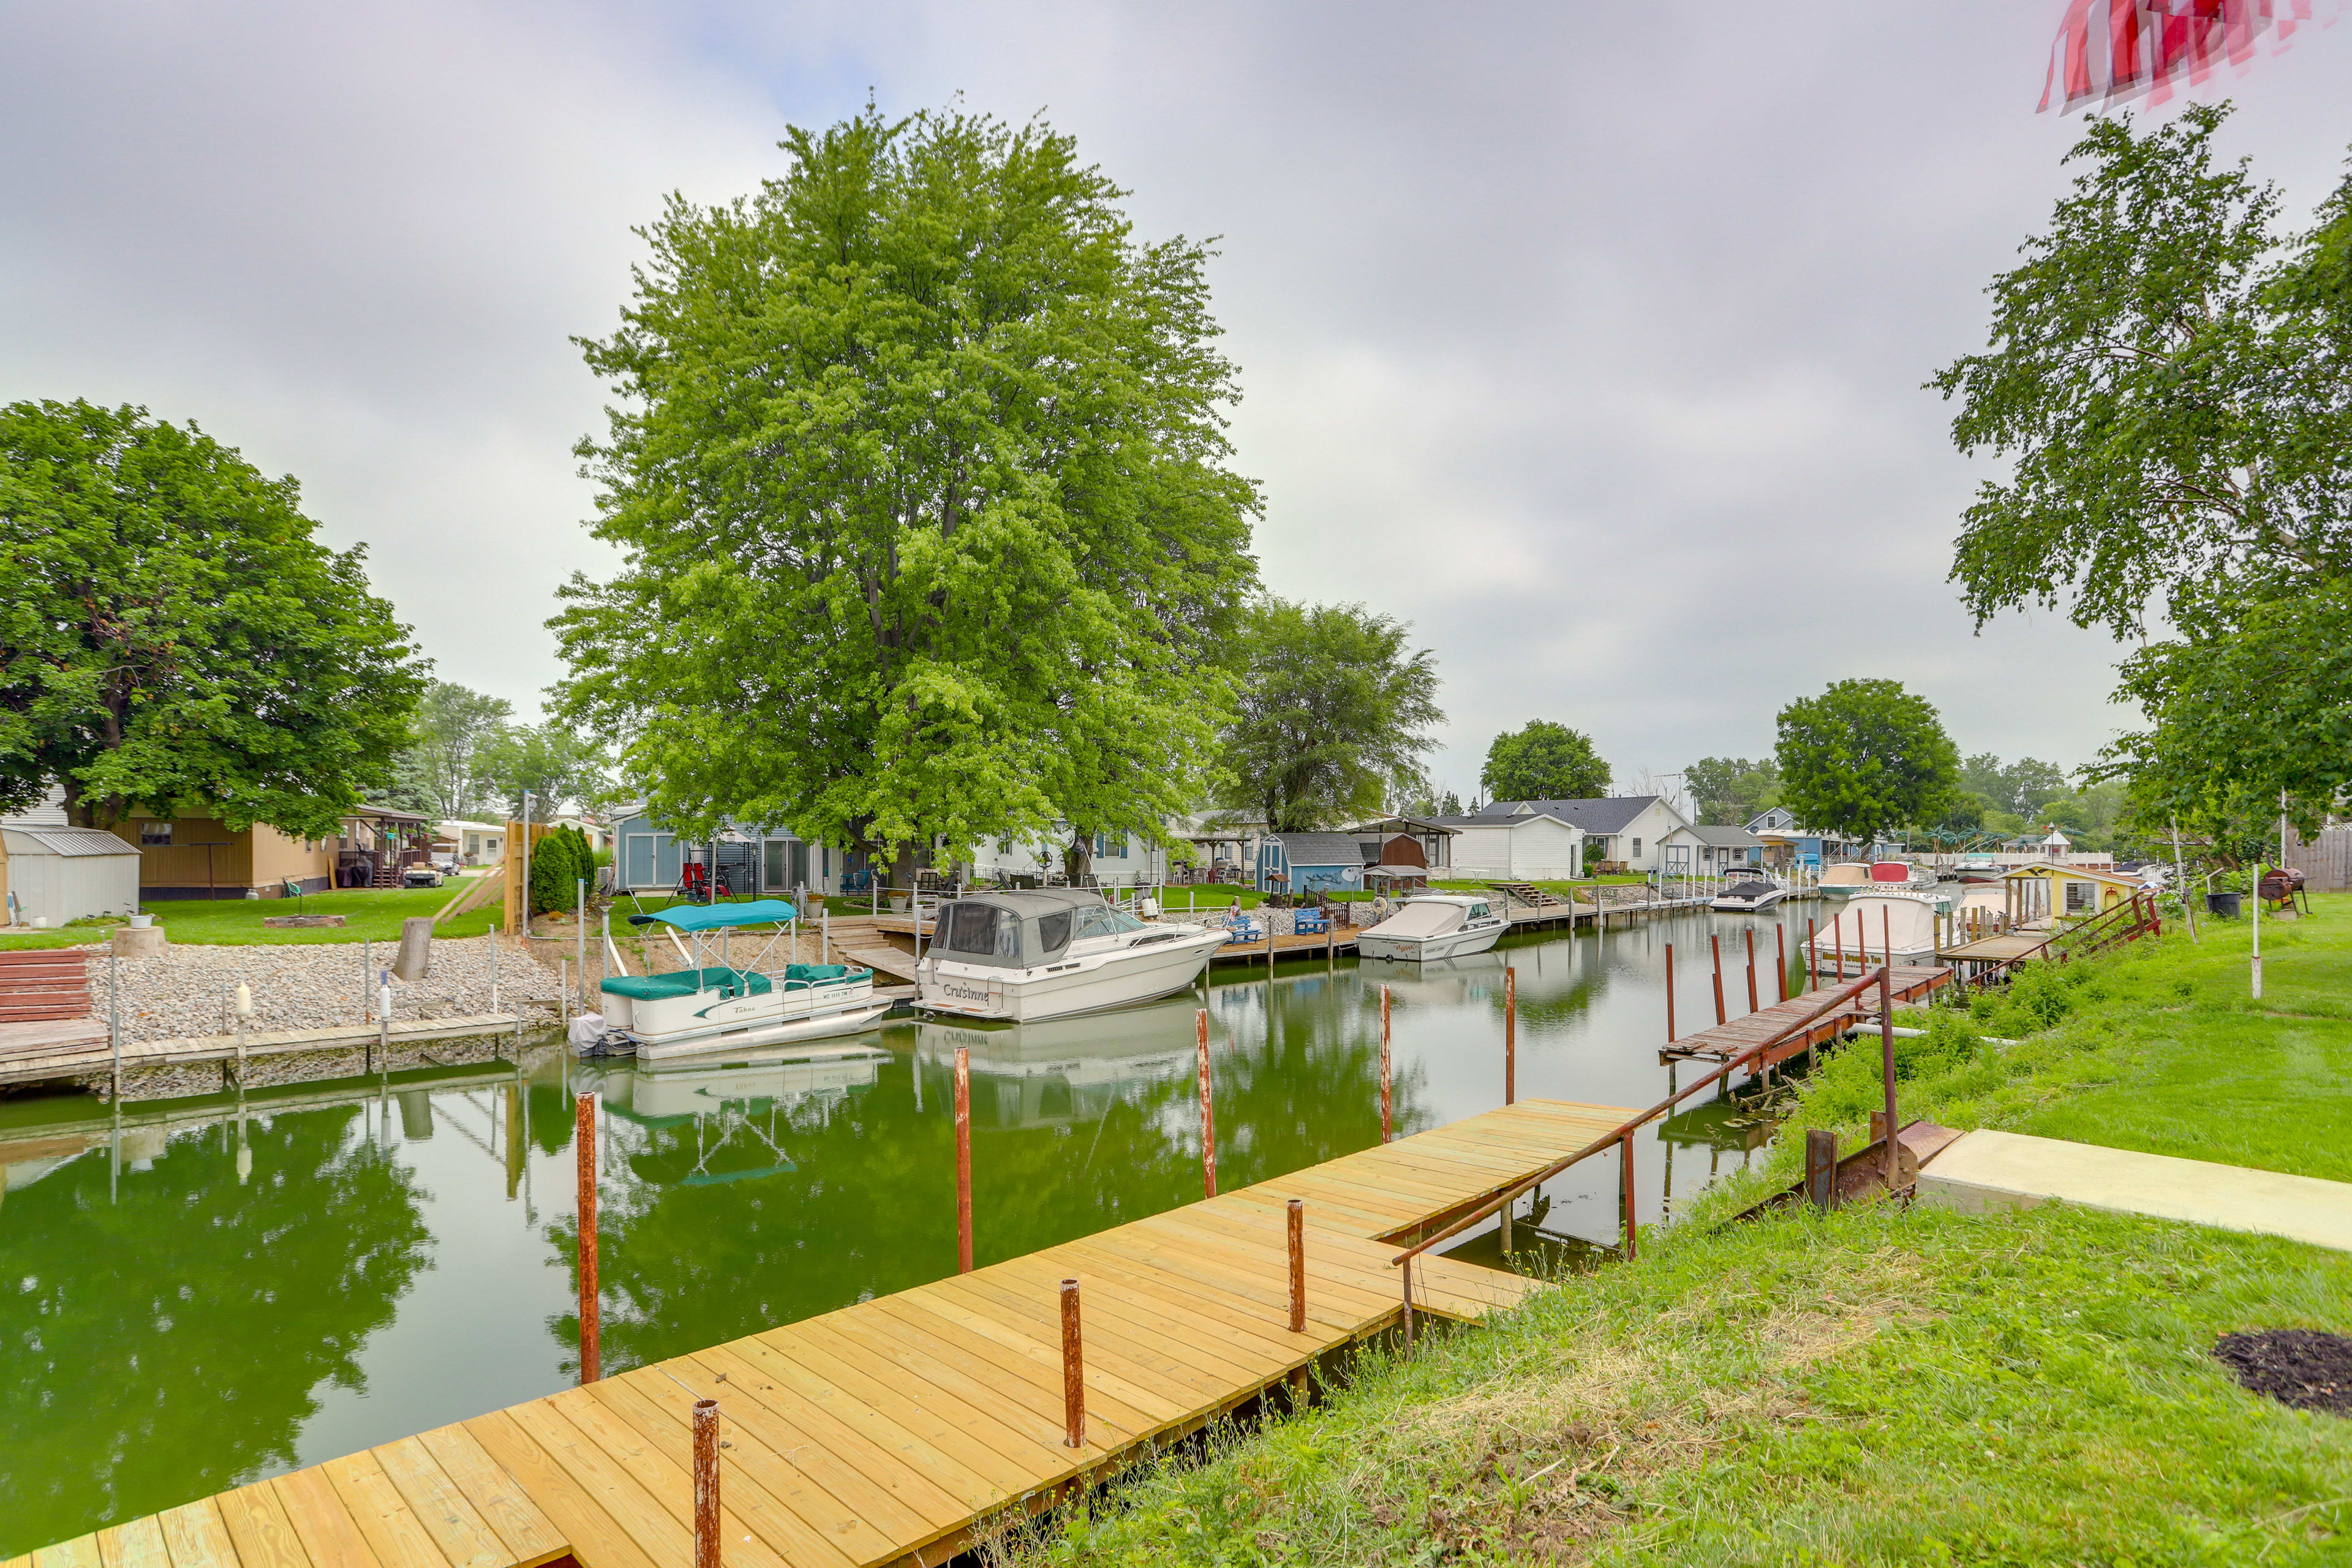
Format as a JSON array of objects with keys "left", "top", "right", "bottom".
[
  {"left": 0, "top": 1013, "right": 531, "bottom": 1093},
  {"left": 12, "top": 1098, "right": 1632, "bottom": 1568},
  {"left": 1659, "top": 964, "right": 1953, "bottom": 1071}
]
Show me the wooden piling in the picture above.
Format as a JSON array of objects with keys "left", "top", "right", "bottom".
[
  {"left": 1806, "top": 918, "right": 1816, "bottom": 990},
  {"left": 1400, "top": 1258, "right": 1415, "bottom": 1354},
  {"left": 1196, "top": 1008, "right": 1216, "bottom": 1198},
  {"left": 1806, "top": 1128, "right": 1837, "bottom": 1211},
  {"left": 1664, "top": 943, "right": 1676, "bottom": 1042},
  {"left": 1060, "top": 1278, "right": 1085, "bottom": 1448},
  {"left": 1879, "top": 966, "right": 1900, "bottom": 1191},
  {"left": 1744, "top": 928, "right": 1758, "bottom": 1012},
  {"left": 1776, "top": 923, "right": 1789, "bottom": 1001},
  {"left": 1882, "top": 906, "right": 1893, "bottom": 967},
  {"left": 692, "top": 1398, "right": 720, "bottom": 1568},
  {"left": 1619, "top": 1131, "right": 1637, "bottom": 1260},
  {"left": 1379, "top": 986, "right": 1392, "bottom": 1143},
  {"left": 575, "top": 1092, "right": 600, "bottom": 1383},
  {"left": 1286, "top": 1199, "right": 1306, "bottom": 1333},
  {"left": 1709, "top": 935, "right": 1725, "bottom": 1026},
  {"left": 954, "top": 1045, "right": 973, "bottom": 1273},
  {"left": 1503, "top": 965, "right": 1516, "bottom": 1106}
]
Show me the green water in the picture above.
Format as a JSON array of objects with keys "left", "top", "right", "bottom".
[{"left": 0, "top": 909, "right": 1806, "bottom": 1553}]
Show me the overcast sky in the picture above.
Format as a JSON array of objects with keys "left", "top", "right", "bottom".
[{"left": 5, "top": 3, "right": 2348, "bottom": 806}]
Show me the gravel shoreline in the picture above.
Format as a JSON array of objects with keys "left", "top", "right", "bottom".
[{"left": 63, "top": 934, "right": 564, "bottom": 1042}]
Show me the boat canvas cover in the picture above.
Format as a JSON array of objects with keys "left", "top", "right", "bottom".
[
  {"left": 643, "top": 899, "right": 797, "bottom": 932},
  {"left": 930, "top": 889, "right": 1118, "bottom": 970},
  {"left": 1721, "top": 880, "right": 1776, "bottom": 900},
  {"left": 1365, "top": 902, "right": 1467, "bottom": 941}
]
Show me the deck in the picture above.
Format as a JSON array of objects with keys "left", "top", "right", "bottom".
[
  {"left": 0, "top": 1014, "right": 531, "bottom": 1093},
  {"left": 13, "top": 1098, "right": 1632, "bottom": 1568},
  {"left": 1934, "top": 933, "right": 2047, "bottom": 964},
  {"left": 1659, "top": 965, "right": 1953, "bottom": 1070}
]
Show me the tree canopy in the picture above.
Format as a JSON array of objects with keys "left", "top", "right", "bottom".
[
  {"left": 1480, "top": 721, "right": 1608, "bottom": 802},
  {"left": 0, "top": 399, "right": 424, "bottom": 837},
  {"left": 475, "top": 722, "right": 612, "bottom": 821},
  {"left": 1216, "top": 598, "right": 1441, "bottom": 832},
  {"left": 553, "top": 106, "right": 1257, "bottom": 879},
  {"left": 401, "top": 680, "right": 513, "bottom": 819},
  {"left": 1774, "top": 679, "right": 1959, "bottom": 845},
  {"left": 1958, "top": 753, "right": 2071, "bottom": 819},
  {"left": 1684, "top": 755, "right": 1781, "bottom": 825}
]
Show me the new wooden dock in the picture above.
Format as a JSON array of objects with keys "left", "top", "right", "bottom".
[
  {"left": 1659, "top": 964, "right": 1953, "bottom": 1072},
  {"left": 12, "top": 1098, "right": 1632, "bottom": 1568}
]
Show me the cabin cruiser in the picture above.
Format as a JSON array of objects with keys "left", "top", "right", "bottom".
[
  {"left": 1709, "top": 876, "right": 1789, "bottom": 913},
  {"left": 916, "top": 889, "right": 1229, "bottom": 1022},
  {"left": 1811, "top": 888, "right": 1954, "bottom": 976},
  {"left": 576, "top": 899, "right": 892, "bottom": 1061},
  {"left": 1354, "top": 894, "right": 1507, "bottom": 962}
]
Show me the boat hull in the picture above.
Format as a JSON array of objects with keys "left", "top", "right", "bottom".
[
  {"left": 919, "top": 928, "right": 1227, "bottom": 1022},
  {"left": 636, "top": 1002, "right": 896, "bottom": 1062},
  {"left": 1710, "top": 889, "right": 1789, "bottom": 913},
  {"left": 1355, "top": 918, "right": 1506, "bottom": 963},
  {"left": 600, "top": 970, "right": 887, "bottom": 1055}
]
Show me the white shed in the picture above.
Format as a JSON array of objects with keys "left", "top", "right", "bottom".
[
  {"left": 1436, "top": 812, "right": 1587, "bottom": 880},
  {"left": 0, "top": 825, "right": 142, "bottom": 927}
]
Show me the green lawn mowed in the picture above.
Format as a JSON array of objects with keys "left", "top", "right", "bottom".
[
  {"left": 0, "top": 878, "right": 499, "bottom": 949},
  {"left": 1014, "top": 897, "right": 2352, "bottom": 1565}
]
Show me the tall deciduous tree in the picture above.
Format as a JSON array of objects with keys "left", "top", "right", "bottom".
[
  {"left": 1684, "top": 756, "right": 1782, "bottom": 824},
  {"left": 0, "top": 399, "right": 425, "bottom": 836},
  {"left": 1480, "top": 721, "right": 1609, "bottom": 802},
  {"left": 1774, "top": 679, "right": 1959, "bottom": 846},
  {"left": 1216, "top": 599, "right": 1441, "bottom": 832},
  {"left": 475, "top": 723, "right": 612, "bottom": 820},
  {"left": 554, "top": 107, "right": 1258, "bottom": 884},
  {"left": 402, "top": 681, "right": 513, "bottom": 819}
]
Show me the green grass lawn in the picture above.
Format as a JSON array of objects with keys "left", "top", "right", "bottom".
[
  {"left": 1009, "top": 895, "right": 2352, "bottom": 1566},
  {"left": 0, "top": 877, "right": 500, "bottom": 949}
]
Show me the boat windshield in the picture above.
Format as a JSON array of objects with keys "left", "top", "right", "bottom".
[
  {"left": 938, "top": 902, "right": 1023, "bottom": 961},
  {"left": 1071, "top": 904, "right": 1148, "bottom": 942}
]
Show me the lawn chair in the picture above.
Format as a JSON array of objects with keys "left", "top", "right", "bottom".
[{"left": 280, "top": 877, "right": 307, "bottom": 914}]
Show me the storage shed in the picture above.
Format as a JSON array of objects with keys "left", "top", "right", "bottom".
[
  {"left": 0, "top": 825, "right": 141, "bottom": 928},
  {"left": 1257, "top": 833, "right": 1366, "bottom": 896}
]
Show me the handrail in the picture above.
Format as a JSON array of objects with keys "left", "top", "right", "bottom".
[{"left": 1391, "top": 965, "right": 1897, "bottom": 1265}]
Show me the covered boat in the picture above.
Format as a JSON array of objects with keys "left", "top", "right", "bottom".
[
  {"left": 1709, "top": 876, "right": 1787, "bottom": 913},
  {"left": 581, "top": 899, "right": 891, "bottom": 1060},
  {"left": 1354, "top": 894, "right": 1506, "bottom": 962},
  {"left": 916, "top": 889, "right": 1229, "bottom": 1022},
  {"left": 1811, "top": 889, "right": 1952, "bottom": 976}
]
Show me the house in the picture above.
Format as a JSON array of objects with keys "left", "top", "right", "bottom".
[
  {"left": 1663, "top": 823, "right": 1763, "bottom": 876},
  {"left": 1430, "top": 812, "right": 1585, "bottom": 880},
  {"left": 334, "top": 806, "right": 435, "bottom": 888},
  {"left": 548, "top": 815, "right": 611, "bottom": 853},
  {"left": 968, "top": 825, "right": 1174, "bottom": 888},
  {"left": 1744, "top": 808, "right": 1863, "bottom": 870},
  {"left": 1256, "top": 832, "right": 1367, "bottom": 895},
  {"left": 1472, "top": 796, "right": 1691, "bottom": 873},
  {"left": 97, "top": 809, "right": 337, "bottom": 900},
  {"left": 2003, "top": 862, "right": 2145, "bottom": 922},
  {"left": 437, "top": 820, "right": 507, "bottom": 866},
  {"left": 608, "top": 805, "right": 857, "bottom": 898}
]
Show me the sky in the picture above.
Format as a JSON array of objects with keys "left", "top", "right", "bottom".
[{"left": 4, "top": 2, "right": 2348, "bottom": 808}]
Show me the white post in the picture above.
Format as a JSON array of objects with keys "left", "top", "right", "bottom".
[
  {"left": 822, "top": 904, "right": 830, "bottom": 963},
  {"left": 490, "top": 931, "right": 500, "bottom": 1014},
  {"left": 577, "top": 878, "right": 588, "bottom": 1008},
  {"left": 362, "top": 939, "right": 372, "bottom": 1022},
  {"left": 2252, "top": 853, "right": 2264, "bottom": 999}
]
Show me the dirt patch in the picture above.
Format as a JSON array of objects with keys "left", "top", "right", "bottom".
[{"left": 2214, "top": 1329, "right": 2352, "bottom": 1417}]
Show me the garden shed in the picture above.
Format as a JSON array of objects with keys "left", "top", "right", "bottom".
[
  {"left": 1257, "top": 833, "right": 1366, "bottom": 896},
  {"left": 0, "top": 824, "right": 141, "bottom": 928}
]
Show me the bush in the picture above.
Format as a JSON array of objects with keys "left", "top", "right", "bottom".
[{"left": 529, "top": 827, "right": 593, "bottom": 915}]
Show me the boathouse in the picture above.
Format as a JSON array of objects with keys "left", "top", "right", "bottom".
[
  {"left": 2003, "top": 861, "right": 2144, "bottom": 921},
  {"left": 1662, "top": 822, "right": 1763, "bottom": 876}
]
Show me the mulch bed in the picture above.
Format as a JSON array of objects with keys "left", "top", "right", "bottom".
[{"left": 2213, "top": 1329, "right": 2352, "bottom": 1416}]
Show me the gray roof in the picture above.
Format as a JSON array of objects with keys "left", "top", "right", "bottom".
[
  {"left": 1682, "top": 824, "right": 1763, "bottom": 848},
  {"left": 1475, "top": 796, "right": 1659, "bottom": 835},
  {"left": 0, "top": 825, "right": 140, "bottom": 858},
  {"left": 1273, "top": 832, "right": 1367, "bottom": 866}
]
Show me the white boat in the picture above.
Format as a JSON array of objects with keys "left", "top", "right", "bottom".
[
  {"left": 1354, "top": 894, "right": 1507, "bottom": 962},
  {"left": 1709, "top": 877, "right": 1788, "bottom": 913},
  {"left": 916, "top": 889, "right": 1230, "bottom": 1022},
  {"left": 581, "top": 899, "right": 893, "bottom": 1060},
  {"left": 1811, "top": 888, "right": 1953, "bottom": 973}
]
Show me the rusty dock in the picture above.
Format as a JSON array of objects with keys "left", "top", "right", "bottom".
[{"left": 1659, "top": 964, "right": 1953, "bottom": 1073}]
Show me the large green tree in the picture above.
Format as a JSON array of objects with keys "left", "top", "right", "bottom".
[
  {"left": 0, "top": 400, "right": 425, "bottom": 835},
  {"left": 1216, "top": 598, "right": 1441, "bottom": 832},
  {"left": 399, "top": 680, "right": 513, "bottom": 819},
  {"left": 475, "top": 722, "right": 612, "bottom": 820},
  {"left": 1684, "top": 755, "right": 1781, "bottom": 824},
  {"left": 1479, "top": 720, "right": 1608, "bottom": 802},
  {"left": 1958, "top": 753, "right": 2071, "bottom": 818},
  {"left": 1774, "top": 679, "right": 1959, "bottom": 846},
  {"left": 553, "top": 107, "right": 1258, "bottom": 884}
]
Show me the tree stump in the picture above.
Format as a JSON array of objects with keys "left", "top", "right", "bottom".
[{"left": 393, "top": 916, "right": 433, "bottom": 982}]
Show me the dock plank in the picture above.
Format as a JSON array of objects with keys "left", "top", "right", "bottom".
[
  {"left": 153, "top": 1501, "right": 241, "bottom": 1568},
  {"left": 368, "top": 1440, "right": 511, "bottom": 1568}
]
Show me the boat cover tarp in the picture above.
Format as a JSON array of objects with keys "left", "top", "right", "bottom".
[
  {"left": 1721, "top": 881, "right": 1776, "bottom": 900},
  {"left": 1365, "top": 902, "right": 1465, "bottom": 940},
  {"left": 642, "top": 899, "right": 796, "bottom": 932},
  {"left": 602, "top": 966, "right": 775, "bottom": 1000}
]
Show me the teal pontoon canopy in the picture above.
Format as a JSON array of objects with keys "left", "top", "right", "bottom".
[{"left": 641, "top": 899, "right": 797, "bottom": 933}]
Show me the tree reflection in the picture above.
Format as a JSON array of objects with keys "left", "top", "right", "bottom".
[{"left": 0, "top": 1106, "right": 429, "bottom": 1556}]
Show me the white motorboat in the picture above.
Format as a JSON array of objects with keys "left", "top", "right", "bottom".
[
  {"left": 917, "top": 889, "right": 1230, "bottom": 1022},
  {"left": 1709, "top": 877, "right": 1788, "bottom": 913},
  {"left": 580, "top": 899, "right": 893, "bottom": 1061},
  {"left": 1354, "top": 894, "right": 1507, "bottom": 962},
  {"left": 1811, "top": 888, "right": 1953, "bottom": 974}
]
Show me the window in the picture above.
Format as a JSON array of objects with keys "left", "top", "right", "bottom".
[
  {"left": 1631, "top": 838, "right": 1642, "bottom": 858},
  {"left": 940, "top": 903, "right": 1018, "bottom": 959},
  {"left": 2065, "top": 880, "right": 2091, "bottom": 914},
  {"left": 140, "top": 821, "right": 172, "bottom": 846},
  {"left": 1038, "top": 910, "right": 1074, "bottom": 952}
]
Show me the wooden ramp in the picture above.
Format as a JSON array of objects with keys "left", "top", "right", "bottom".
[
  {"left": 13, "top": 1099, "right": 1630, "bottom": 1568},
  {"left": 1660, "top": 965, "right": 1953, "bottom": 1071}
]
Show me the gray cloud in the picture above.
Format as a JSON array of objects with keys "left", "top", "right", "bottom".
[{"left": 5, "top": 1, "right": 2346, "bottom": 801}]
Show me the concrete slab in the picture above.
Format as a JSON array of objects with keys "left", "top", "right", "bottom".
[{"left": 1918, "top": 1128, "right": 2352, "bottom": 1253}]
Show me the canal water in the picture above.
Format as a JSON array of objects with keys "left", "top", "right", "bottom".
[{"left": 0, "top": 903, "right": 1824, "bottom": 1554}]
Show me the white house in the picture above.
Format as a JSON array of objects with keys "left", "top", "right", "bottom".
[
  {"left": 437, "top": 820, "right": 507, "bottom": 865},
  {"left": 1432, "top": 812, "right": 1586, "bottom": 880},
  {"left": 967, "top": 825, "right": 1173, "bottom": 888},
  {"left": 1471, "top": 796, "right": 1692, "bottom": 873},
  {"left": 1662, "top": 823, "right": 1765, "bottom": 876}
]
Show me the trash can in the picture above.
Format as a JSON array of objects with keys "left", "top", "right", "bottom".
[{"left": 2206, "top": 891, "right": 2242, "bottom": 919}]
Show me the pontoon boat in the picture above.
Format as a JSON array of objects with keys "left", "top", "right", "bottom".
[{"left": 578, "top": 899, "right": 892, "bottom": 1060}]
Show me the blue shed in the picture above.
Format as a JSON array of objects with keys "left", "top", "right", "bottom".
[{"left": 1257, "top": 832, "right": 1365, "bottom": 896}]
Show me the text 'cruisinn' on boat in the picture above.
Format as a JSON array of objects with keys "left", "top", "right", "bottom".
[
  {"left": 576, "top": 899, "right": 891, "bottom": 1060},
  {"left": 916, "top": 889, "right": 1230, "bottom": 1022}
]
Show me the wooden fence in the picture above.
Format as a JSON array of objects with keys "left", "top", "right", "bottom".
[{"left": 2282, "top": 825, "right": 2352, "bottom": 891}]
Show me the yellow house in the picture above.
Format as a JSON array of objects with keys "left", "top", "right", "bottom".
[
  {"left": 2002, "top": 863, "right": 2145, "bottom": 924},
  {"left": 100, "top": 812, "right": 336, "bottom": 900}
]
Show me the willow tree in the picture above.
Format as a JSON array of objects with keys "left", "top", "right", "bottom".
[{"left": 554, "top": 107, "right": 1259, "bottom": 881}]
